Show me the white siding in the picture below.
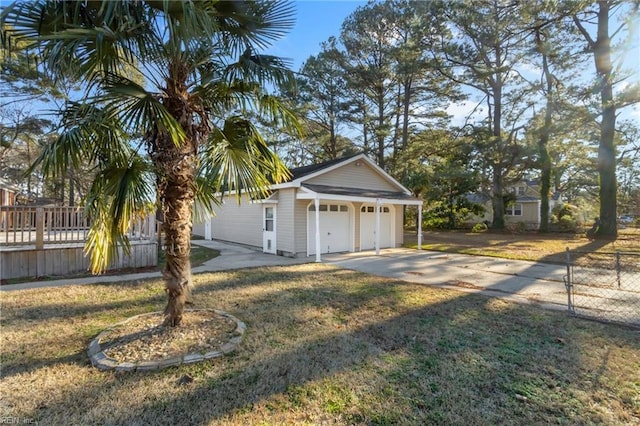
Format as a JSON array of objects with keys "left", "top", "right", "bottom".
[
  {"left": 394, "top": 205, "right": 404, "bottom": 246},
  {"left": 211, "top": 194, "right": 262, "bottom": 248},
  {"left": 192, "top": 222, "right": 205, "bottom": 237},
  {"left": 294, "top": 198, "right": 309, "bottom": 255},
  {"left": 276, "top": 188, "right": 296, "bottom": 255},
  {"left": 306, "top": 162, "right": 399, "bottom": 191},
  {"left": 513, "top": 201, "right": 539, "bottom": 223}
]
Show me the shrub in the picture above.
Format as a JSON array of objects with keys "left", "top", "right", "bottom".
[
  {"left": 552, "top": 203, "right": 578, "bottom": 220},
  {"left": 471, "top": 222, "right": 488, "bottom": 233},
  {"left": 558, "top": 215, "right": 578, "bottom": 232},
  {"left": 506, "top": 221, "right": 527, "bottom": 233}
]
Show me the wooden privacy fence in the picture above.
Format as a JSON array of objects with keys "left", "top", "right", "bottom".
[{"left": 0, "top": 205, "right": 156, "bottom": 248}]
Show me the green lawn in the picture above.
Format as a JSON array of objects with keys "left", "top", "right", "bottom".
[
  {"left": 157, "top": 244, "right": 219, "bottom": 269},
  {"left": 1, "top": 264, "right": 638, "bottom": 424}
]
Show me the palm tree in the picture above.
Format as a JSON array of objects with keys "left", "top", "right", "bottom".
[{"left": 1, "top": 0, "right": 300, "bottom": 326}]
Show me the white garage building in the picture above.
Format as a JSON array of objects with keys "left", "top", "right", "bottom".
[{"left": 193, "top": 154, "right": 423, "bottom": 260}]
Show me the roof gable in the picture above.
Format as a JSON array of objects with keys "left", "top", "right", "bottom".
[
  {"left": 276, "top": 154, "right": 410, "bottom": 195},
  {"left": 288, "top": 154, "right": 361, "bottom": 181}
]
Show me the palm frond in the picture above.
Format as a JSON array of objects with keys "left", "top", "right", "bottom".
[
  {"left": 100, "top": 73, "right": 187, "bottom": 146},
  {"left": 84, "top": 155, "right": 154, "bottom": 273},
  {"left": 29, "top": 102, "right": 130, "bottom": 177},
  {"left": 201, "top": 116, "right": 290, "bottom": 202},
  {"left": 192, "top": 174, "right": 221, "bottom": 225},
  {"left": 254, "top": 93, "right": 303, "bottom": 137},
  {"left": 195, "top": 77, "right": 301, "bottom": 139},
  {"left": 212, "top": 1, "right": 296, "bottom": 53},
  {"left": 2, "top": 1, "right": 152, "bottom": 82},
  {"left": 225, "top": 49, "right": 295, "bottom": 89}
]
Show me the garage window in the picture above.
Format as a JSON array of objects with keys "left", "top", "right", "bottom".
[
  {"left": 361, "top": 206, "right": 390, "bottom": 213},
  {"left": 309, "top": 204, "right": 348, "bottom": 212}
]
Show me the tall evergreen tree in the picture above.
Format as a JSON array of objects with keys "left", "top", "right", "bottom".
[
  {"left": 297, "top": 37, "right": 354, "bottom": 162},
  {"left": 572, "top": 0, "right": 640, "bottom": 238},
  {"left": 340, "top": 1, "right": 396, "bottom": 168},
  {"left": 436, "top": 0, "right": 531, "bottom": 230}
]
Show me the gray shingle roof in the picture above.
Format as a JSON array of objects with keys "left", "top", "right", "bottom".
[{"left": 302, "top": 183, "right": 416, "bottom": 200}]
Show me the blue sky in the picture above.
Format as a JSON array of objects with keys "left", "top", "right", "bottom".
[
  {"left": 1, "top": 0, "right": 637, "bottom": 122},
  {"left": 267, "top": 0, "right": 366, "bottom": 71}
]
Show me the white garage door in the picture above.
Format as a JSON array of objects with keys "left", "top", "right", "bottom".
[
  {"left": 308, "top": 203, "right": 351, "bottom": 255},
  {"left": 360, "top": 204, "right": 393, "bottom": 250}
]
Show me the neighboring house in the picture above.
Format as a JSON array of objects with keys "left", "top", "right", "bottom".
[
  {"left": 465, "top": 180, "right": 563, "bottom": 229},
  {"left": 193, "top": 154, "right": 423, "bottom": 259},
  {"left": 0, "top": 178, "right": 19, "bottom": 206},
  {"left": 0, "top": 178, "right": 19, "bottom": 231}
]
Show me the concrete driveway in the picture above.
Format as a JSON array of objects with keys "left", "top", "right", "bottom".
[{"left": 323, "top": 248, "right": 572, "bottom": 310}]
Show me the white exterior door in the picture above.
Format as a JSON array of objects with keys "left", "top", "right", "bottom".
[
  {"left": 360, "top": 204, "right": 393, "bottom": 250},
  {"left": 308, "top": 203, "right": 351, "bottom": 255},
  {"left": 263, "top": 205, "right": 276, "bottom": 254}
]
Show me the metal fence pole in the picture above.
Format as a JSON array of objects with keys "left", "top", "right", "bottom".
[
  {"left": 616, "top": 251, "right": 621, "bottom": 289},
  {"left": 564, "top": 247, "right": 574, "bottom": 315}
]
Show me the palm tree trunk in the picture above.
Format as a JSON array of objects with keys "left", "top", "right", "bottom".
[
  {"left": 150, "top": 63, "right": 201, "bottom": 327},
  {"left": 154, "top": 137, "right": 197, "bottom": 326},
  {"left": 161, "top": 179, "right": 195, "bottom": 326}
]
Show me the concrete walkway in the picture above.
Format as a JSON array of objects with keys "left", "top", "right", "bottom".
[{"left": 0, "top": 239, "right": 307, "bottom": 292}]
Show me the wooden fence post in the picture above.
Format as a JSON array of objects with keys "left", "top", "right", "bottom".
[
  {"left": 35, "top": 207, "right": 44, "bottom": 250},
  {"left": 148, "top": 214, "right": 156, "bottom": 241}
]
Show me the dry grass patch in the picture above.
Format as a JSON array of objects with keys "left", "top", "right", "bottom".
[{"left": 1, "top": 263, "right": 639, "bottom": 424}]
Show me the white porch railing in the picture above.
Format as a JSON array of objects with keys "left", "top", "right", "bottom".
[{"left": 0, "top": 205, "right": 156, "bottom": 249}]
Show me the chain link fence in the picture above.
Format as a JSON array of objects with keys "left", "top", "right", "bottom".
[{"left": 564, "top": 250, "right": 640, "bottom": 327}]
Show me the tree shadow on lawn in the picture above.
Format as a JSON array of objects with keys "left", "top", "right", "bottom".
[
  {"left": 0, "top": 266, "right": 315, "bottom": 327},
  {"left": 9, "top": 267, "right": 639, "bottom": 424},
  {"left": 0, "top": 267, "right": 349, "bottom": 379},
  {"left": 0, "top": 282, "right": 166, "bottom": 328}
]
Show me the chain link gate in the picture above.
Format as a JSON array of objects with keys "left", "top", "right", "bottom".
[{"left": 564, "top": 249, "right": 640, "bottom": 328}]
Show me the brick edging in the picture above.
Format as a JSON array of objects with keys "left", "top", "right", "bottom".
[{"left": 88, "top": 309, "right": 245, "bottom": 371}]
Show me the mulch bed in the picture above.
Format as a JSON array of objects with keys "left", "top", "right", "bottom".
[{"left": 99, "top": 310, "right": 238, "bottom": 363}]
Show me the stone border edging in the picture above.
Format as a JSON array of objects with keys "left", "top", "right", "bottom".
[{"left": 87, "top": 309, "right": 246, "bottom": 371}]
